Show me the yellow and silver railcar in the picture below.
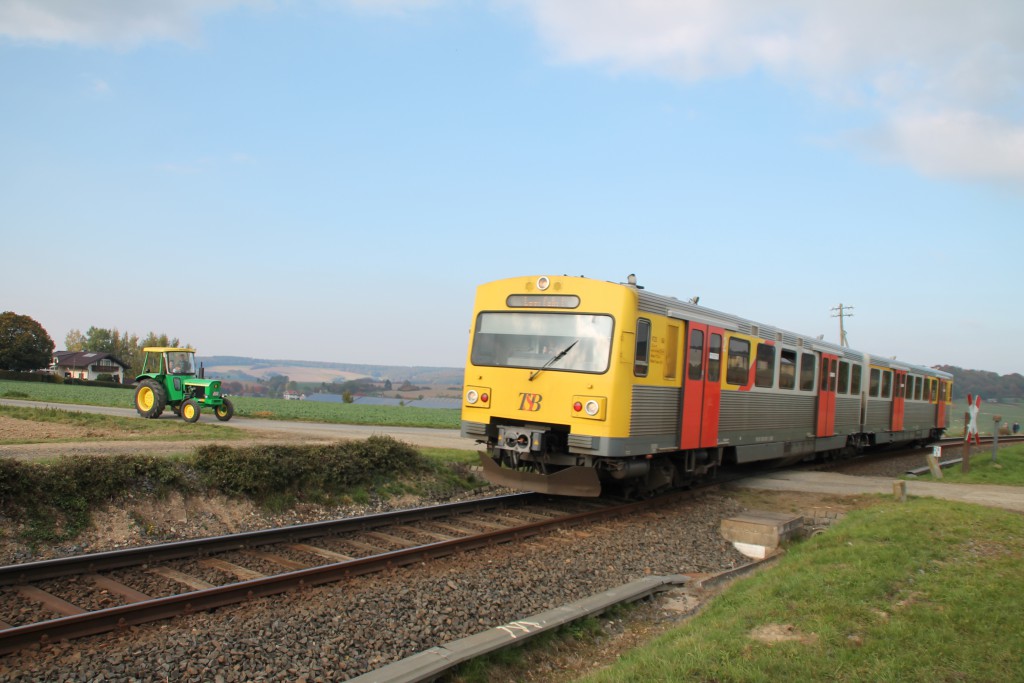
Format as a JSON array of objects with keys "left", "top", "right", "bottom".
[{"left": 461, "top": 275, "right": 952, "bottom": 496}]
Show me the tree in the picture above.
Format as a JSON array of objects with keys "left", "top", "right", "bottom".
[
  {"left": 0, "top": 312, "right": 55, "bottom": 371},
  {"left": 64, "top": 326, "right": 185, "bottom": 375},
  {"left": 265, "top": 374, "right": 289, "bottom": 398}
]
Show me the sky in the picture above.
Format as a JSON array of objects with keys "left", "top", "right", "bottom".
[{"left": 1, "top": 0, "right": 1023, "bottom": 374}]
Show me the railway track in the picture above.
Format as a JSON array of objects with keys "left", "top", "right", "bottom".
[{"left": 0, "top": 490, "right": 693, "bottom": 656}]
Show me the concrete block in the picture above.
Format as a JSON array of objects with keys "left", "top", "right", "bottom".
[{"left": 721, "top": 511, "right": 803, "bottom": 558}]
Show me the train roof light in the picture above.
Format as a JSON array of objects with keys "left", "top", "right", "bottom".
[{"left": 536, "top": 276, "right": 550, "bottom": 291}]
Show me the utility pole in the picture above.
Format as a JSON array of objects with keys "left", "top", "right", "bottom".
[{"left": 831, "top": 304, "right": 854, "bottom": 347}]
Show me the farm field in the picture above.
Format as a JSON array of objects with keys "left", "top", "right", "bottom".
[{"left": 0, "top": 380, "right": 461, "bottom": 429}]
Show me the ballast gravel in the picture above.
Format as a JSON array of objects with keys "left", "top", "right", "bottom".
[{"left": 0, "top": 491, "right": 747, "bottom": 682}]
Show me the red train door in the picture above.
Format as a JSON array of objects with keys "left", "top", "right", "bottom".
[
  {"left": 680, "top": 323, "right": 722, "bottom": 450},
  {"left": 892, "top": 370, "right": 907, "bottom": 431},
  {"left": 936, "top": 380, "right": 947, "bottom": 428},
  {"left": 816, "top": 353, "right": 838, "bottom": 437}
]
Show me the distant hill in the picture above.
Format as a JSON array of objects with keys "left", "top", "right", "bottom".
[
  {"left": 935, "top": 365, "right": 1024, "bottom": 401},
  {"left": 198, "top": 356, "right": 464, "bottom": 387}
]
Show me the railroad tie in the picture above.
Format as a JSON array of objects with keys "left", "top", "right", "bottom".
[{"left": 87, "top": 574, "right": 151, "bottom": 603}]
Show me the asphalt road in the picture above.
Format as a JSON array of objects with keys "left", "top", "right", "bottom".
[{"left": 0, "top": 398, "right": 474, "bottom": 451}]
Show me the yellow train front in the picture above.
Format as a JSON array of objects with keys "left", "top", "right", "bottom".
[
  {"left": 460, "top": 274, "right": 717, "bottom": 497},
  {"left": 460, "top": 274, "right": 952, "bottom": 497}
]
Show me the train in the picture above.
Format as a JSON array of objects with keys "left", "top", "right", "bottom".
[{"left": 460, "top": 274, "right": 953, "bottom": 497}]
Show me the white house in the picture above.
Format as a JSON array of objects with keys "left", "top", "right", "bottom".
[{"left": 51, "top": 351, "right": 129, "bottom": 383}]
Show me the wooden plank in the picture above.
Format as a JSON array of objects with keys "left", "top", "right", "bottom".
[
  {"left": 87, "top": 574, "right": 151, "bottom": 603},
  {"left": 364, "top": 531, "right": 419, "bottom": 548},
  {"left": 147, "top": 566, "right": 216, "bottom": 592},
  {"left": 199, "top": 558, "right": 264, "bottom": 581},
  {"left": 241, "top": 550, "right": 308, "bottom": 572},
  {"left": 340, "top": 539, "right": 390, "bottom": 554},
  {"left": 426, "top": 522, "right": 479, "bottom": 536},
  {"left": 392, "top": 525, "right": 457, "bottom": 542},
  {"left": 14, "top": 586, "right": 86, "bottom": 616},
  {"left": 285, "top": 543, "right": 354, "bottom": 562}
]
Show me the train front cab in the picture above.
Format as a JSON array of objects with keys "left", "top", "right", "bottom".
[{"left": 461, "top": 276, "right": 645, "bottom": 496}]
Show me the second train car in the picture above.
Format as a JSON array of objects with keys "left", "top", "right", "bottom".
[{"left": 460, "top": 274, "right": 952, "bottom": 497}]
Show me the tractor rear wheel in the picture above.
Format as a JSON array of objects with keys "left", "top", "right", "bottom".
[
  {"left": 214, "top": 398, "right": 234, "bottom": 422},
  {"left": 134, "top": 380, "right": 167, "bottom": 419},
  {"left": 180, "top": 399, "right": 201, "bottom": 423}
]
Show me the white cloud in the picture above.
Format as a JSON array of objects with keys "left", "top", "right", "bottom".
[
  {"left": 508, "top": 0, "right": 1024, "bottom": 188},
  {"left": 0, "top": 0, "right": 264, "bottom": 48},
  {"left": 868, "top": 111, "right": 1024, "bottom": 185}
]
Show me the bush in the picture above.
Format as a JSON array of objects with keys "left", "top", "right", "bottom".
[
  {"left": 191, "top": 435, "right": 426, "bottom": 500},
  {"left": 0, "top": 437, "right": 476, "bottom": 544},
  {"left": 0, "top": 455, "right": 191, "bottom": 542}
]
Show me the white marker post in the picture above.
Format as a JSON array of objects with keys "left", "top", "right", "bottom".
[{"left": 927, "top": 446, "right": 943, "bottom": 479}]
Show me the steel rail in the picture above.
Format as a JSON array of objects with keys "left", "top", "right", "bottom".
[
  {"left": 0, "top": 492, "right": 538, "bottom": 586},
  {"left": 0, "top": 490, "right": 692, "bottom": 655}
]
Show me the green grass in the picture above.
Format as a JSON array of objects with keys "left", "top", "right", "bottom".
[
  {"left": 927, "top": 443, "right": 1024, "bottom": 486},
  {"left": 0, "top": 404, "right": 249, "bottom": 444},
  {"left": 0, "top": 379, "right": 461, "bottom": 429},
  {"left": 0, "top": 379, "right": 132, "bottom": 408},
  {"left": 230, "top": 395, "right": 459, "bottom": 428},
  {"left": 577, "top": 498, "right": 1024, "bottom": 683}
]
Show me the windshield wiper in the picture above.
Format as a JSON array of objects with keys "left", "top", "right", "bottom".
[{"left": 529, "top": 339, "right": 579, "bottom": 381}]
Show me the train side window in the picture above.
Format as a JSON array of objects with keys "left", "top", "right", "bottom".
[
  {"left": 881, "top": 370, "right": 892, "bottom": 398},
  {"left": 819, "top": 358, "right": 838, "bottom": 392},
  {"left": 851, "top": 364, "right": 862, "bottom": 395},
  {"left": 914, "top": 376, "right": 922, "bottom": 401},
  {"left": 779, "top": 349, "right": 797, "bottom": 389},
  {"left": 726, "top": 338, "right": 750, "bottom": 385},
  {"left": 688, "top": 329, "right": 704, "bottom": 381},
  {"left": 923, "top": 379, "right": 932, "bottom": 402},
  {"left": 708, "top": 333, "right": 722, "bottom": 382},
  {"left": 634, "top": 319, "right": 651, "bottom": 377},
  {"left": 869, "top": 368, "right": 880, "bottom": 397},
  {"left": 837, "top": 361, "right": 850, "bottom": 394},
  {"left": 755, "top": 343, "right": 775, "bottom": 388},
  {"left": 799, "top": 353, "right": 815, "bottom": 391},
  {"left": 939, "top": 380, "right": 948, "bottom": 402}
]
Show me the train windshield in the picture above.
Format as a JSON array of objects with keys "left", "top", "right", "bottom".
[{"left": 471, "top": 312, "right": 613, "bottom": 373}]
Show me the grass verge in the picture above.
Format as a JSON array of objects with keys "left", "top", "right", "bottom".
[
  {"left": 0, "top": 404, "right": 248, "bottom": 444},
  {"left": 926, "top": 443, "right": 1024, "bottom": 485},
  {"left": 575, "top": 497, "right": 1023, "bottom": 683}
]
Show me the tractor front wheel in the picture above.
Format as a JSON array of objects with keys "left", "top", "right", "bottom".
[
  {"left": 180, "top": 399, "right": 201, "bottom": 423},
  {"left": 134, "top": 380, "right": 167, "bottom": 419},
  {"left": 214, "top": 398, "right": 234, "bottom": 422}
]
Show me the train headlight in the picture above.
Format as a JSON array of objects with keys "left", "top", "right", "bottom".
[
  {"left": 536, "top": 276, "right": 550, "bottom": 291},
  {"left": 465, "top": 385, "right": 491, "bottom": 408},
  {"left": 571, "top": 395, "right": 606, "bottom": 421}
]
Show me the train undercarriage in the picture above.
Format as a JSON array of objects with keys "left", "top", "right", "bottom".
[{"left": 476, "top": 422, "right": 945, "bottom": 498}]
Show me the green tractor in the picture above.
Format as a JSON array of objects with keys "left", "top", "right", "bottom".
[{"left": 133, "top": 347, "right": 233, "bottom": 423}]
